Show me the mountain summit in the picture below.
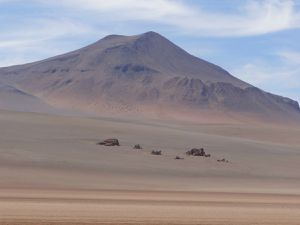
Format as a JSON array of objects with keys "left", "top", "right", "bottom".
[{"left": 0, "top": 32, "right": 299, "bottom": 122}]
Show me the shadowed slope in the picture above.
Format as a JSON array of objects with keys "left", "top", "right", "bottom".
[{"left": 0, "top": 81, "right": 60, "bottom": 113}]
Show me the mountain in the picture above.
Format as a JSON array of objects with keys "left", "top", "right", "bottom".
[
  {"left": 0, "top": 80, "right": 60, "bottom": 113},
  {"left": 0, "top": 31, "right": 299, "bottom": 122}
]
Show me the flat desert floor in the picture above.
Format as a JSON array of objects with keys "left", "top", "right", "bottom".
[{"left": 0, "top": 110, "right": 300, "bottom": 225}]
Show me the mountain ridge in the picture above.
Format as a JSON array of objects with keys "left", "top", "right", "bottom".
[{"left": 0, "top": 31, "right": 299, "bottom": 123}]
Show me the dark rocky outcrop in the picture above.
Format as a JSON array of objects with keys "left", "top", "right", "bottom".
[
  {"left": 186, "top": 148, "right": 211, "bottom": 157},
  {"left": 98, "top": 138, "right": 120, "bottom": 146},
  {"left": 151, "top": 150, "right": 162, "bottom": 155},
  {"left": 133, "top": 144, "right": 142, "bottom": 149},
  {"left": 175, "top": 156, "right": 184, "bottom": 160},
  {"left": 217, "top": 158, "right": 229, "bottom": 163},
  {"left": 186, "top": 148, "right": 202, "bottom": 156}
]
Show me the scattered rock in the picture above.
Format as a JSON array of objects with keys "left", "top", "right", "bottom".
[
  {"left": 98, "top": 138, "right": 120, "bottom": 146},
  {"left": 205, "top": 154, "right": 211, "bottom": 158},
  {"left": 151, "top": 150, "right": 162, "bottom": 155},
  {"left": 133, "top": 144, "right": 142, "bottom": 149},
  {"left": 175, "top": 156, "right": 184, "bottom": 160},
  {"left": 217, "top": 158, "right": 229, "bottom": 163},
  {"left": 186, "top": 148, "right": 206, "bottom": 156}
]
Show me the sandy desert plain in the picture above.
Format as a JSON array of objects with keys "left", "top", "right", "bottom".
[{"left": 0, "top": 109, "right": 299, "bottom": 225}]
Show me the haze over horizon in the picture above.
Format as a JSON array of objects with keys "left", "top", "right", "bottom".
[{"left": 0, "top": 0, "right": 300, "bottom": 102}]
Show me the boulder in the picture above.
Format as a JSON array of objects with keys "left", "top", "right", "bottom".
[
  {"left": 217, "top": 158, "right": 229, "bottom": 163},
  {"left": 175, "top": 156, "right": 184, "bottom": 160},
  {"left": 133, "top": 144, "right": 142, "bottom": 149},
  {"left": 98, "top": 138, "right": 120, "bottom": 146},
  {"left": 151, "top": 150, "right": 162, "bottom": 155},
  {"left": 186, "top": 148, "right": 206, "bottom": 156}
]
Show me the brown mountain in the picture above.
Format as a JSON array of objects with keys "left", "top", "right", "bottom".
[
  {"left": 0, "top": 81, "right": 60, "bottom": 113},
  {"left": 0, "top": 31, "right": 299, "bottom": 122}
]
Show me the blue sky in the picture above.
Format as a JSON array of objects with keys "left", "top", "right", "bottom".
[{"left": 0, "top": 0, "right": 300, "bottom": 102}]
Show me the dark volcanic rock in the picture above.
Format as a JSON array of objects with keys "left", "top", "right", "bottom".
[
  {"left": 133, "top": 144, "right": 142, "bottom": 149},
  {"left": 186, "top": 148, "right": 206, "bottom": 156},
  {"left": 98, "top": 138, "right": 120, "bottom": 146},
  {"left": 151, "top": 150, "right": 162, "bottom": 155},
  {"left": 175, "top": 156, "right": 184, "bottom": 160},
  {"left": 217, "top": 158, "right": 229, "bottom": 163}
]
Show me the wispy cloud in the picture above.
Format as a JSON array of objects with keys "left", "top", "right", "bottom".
[
  {"left": 1, "top": 0, "right": 299, "bottom": 56},
  {"left": 277, "top": 50, "right": 300, "bottom": 64},
  {"left": 44, "top": 0, "right": 300, "bottom": 37},
  {"left": 232, "top": 53, "right": 300, "bottom": 102},
  {"left": 233, "top": 63, "right": 300, "bottom": 88},
  {"left": 0, "top": 18, "right": 93, "bottom": 47},
  {"left": 0, "top": 17, "right": 101, "bottom": 66},
  {"left": 1, "top": 0, "right": 299, "bottom": 41}
]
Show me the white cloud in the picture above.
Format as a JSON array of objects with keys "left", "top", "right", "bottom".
[
  {"left": 232, "top": 59, "right": 300, "bottom": 102},
  {"left": 233, "top": 63, "right": 300, "bottom": 88},
  {"left": 44, "top": 0, "right": 191, "bottom": 18},
  {"left": 1, "top": 0, "right": 299, "bottom": 59},
  {"left": 0, "top": 19, "right": 92, "bottom": 46},
  {"left": 0, "top": 56, "right": 31, "bottom": 67},
  {"left": 43, "top": 0, "right": 300, "bottom": 37},
  {"left": 277, "top": 50, "right": 300, "bottom": 64},
  {"left": 0, "top": 17, "right": 101, "bottom": 66}
]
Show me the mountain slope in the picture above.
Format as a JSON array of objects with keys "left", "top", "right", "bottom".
[
  {"left": 0, "top": 31, "right": 299, "bottom": 122},
  {"left": 0, "top": 79, "right": 57, "bottom": 113}
]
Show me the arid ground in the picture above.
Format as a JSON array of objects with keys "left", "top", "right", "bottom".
[{"left": 1, "top": 110, "right": 300, "bottom": 225}]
